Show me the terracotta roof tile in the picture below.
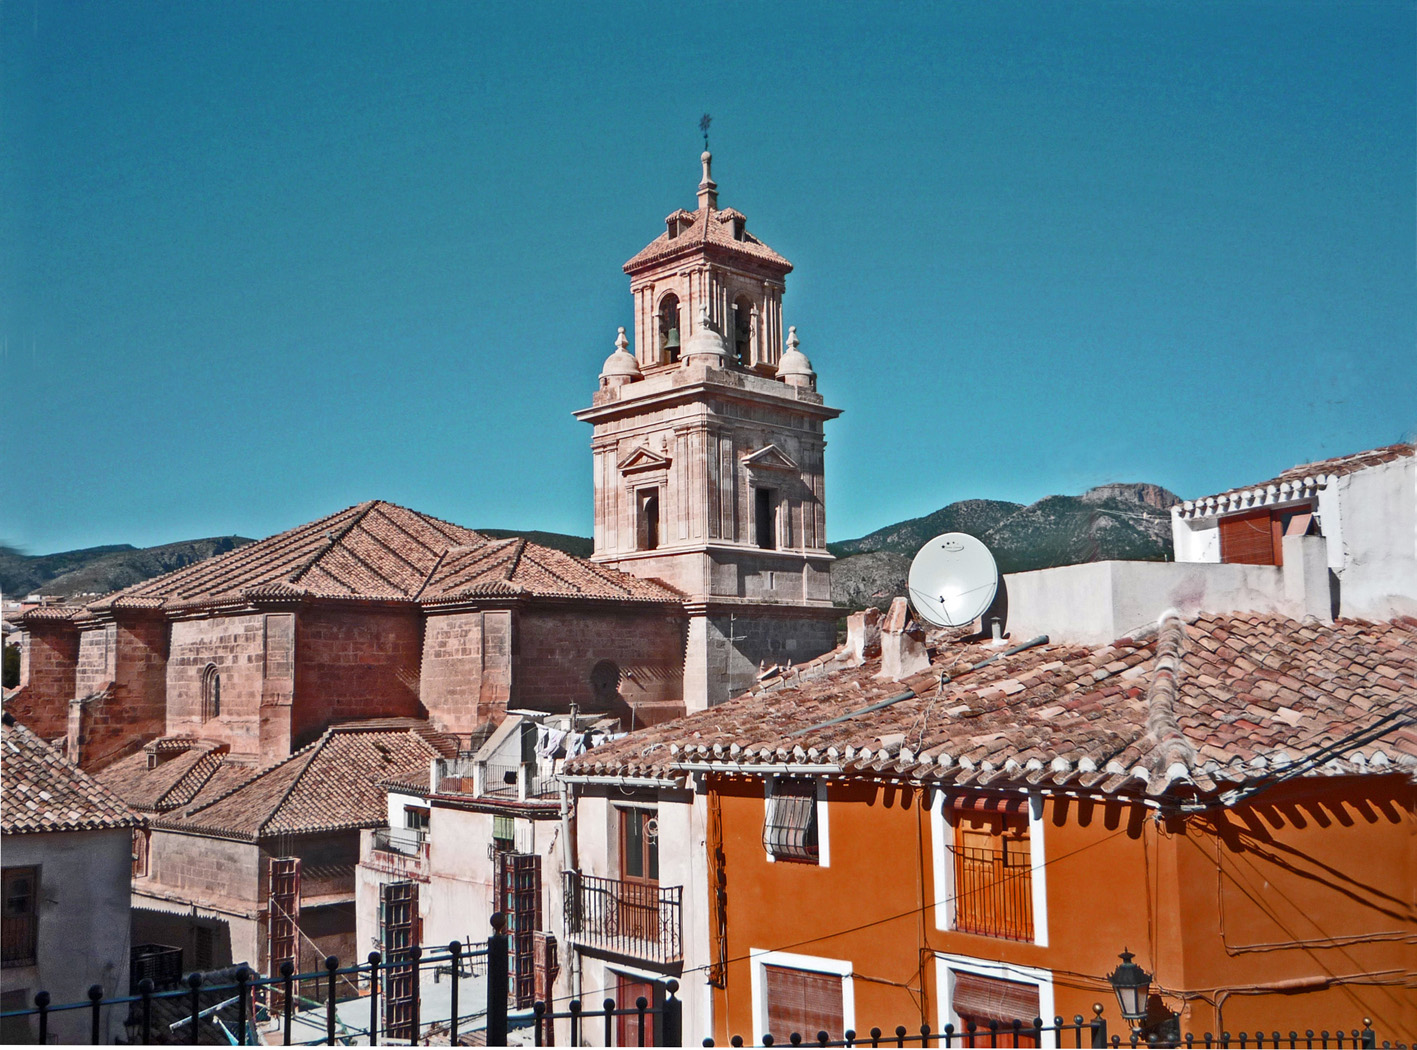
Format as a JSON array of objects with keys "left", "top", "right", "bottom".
[
  {"left": 152, "top": 722, "right": 445, "bottom": 840},
  {"left": 624, "top": 205, "right": 793, "bottom": 274},
  {"left": 1190, "top": 444, "right": 1413, "bottom": 505},
  {"left": 95, "top": 741, "right": 229, "bottom": 812},
  {"left": 2, "top": 716, "right": 142, "bottom": 834},
  {"left": 565, "top": 614, "right": 1417, "bottom": 801},
  {"left": 84, "top": 501, "right": 681, "bottom": 613}
]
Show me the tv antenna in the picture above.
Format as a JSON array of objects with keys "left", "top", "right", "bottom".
[
  {"left": 906, "top": 533, "right": 1000, "bottom": 629},
  {"left": 700, "top": 113, "right": 712, "bottom": 149}
]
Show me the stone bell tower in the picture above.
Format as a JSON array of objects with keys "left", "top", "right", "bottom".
[{"left": 575, "top": 150, "right": 842, "bottom": 711}]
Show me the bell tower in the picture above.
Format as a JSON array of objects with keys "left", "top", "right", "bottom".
[{"left": 575, "top": 151, "right": 842, "bottom": 711}]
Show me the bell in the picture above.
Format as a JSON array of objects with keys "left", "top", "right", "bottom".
[{"left": 664, "top": 327, "right": 680, "bottom": 350}]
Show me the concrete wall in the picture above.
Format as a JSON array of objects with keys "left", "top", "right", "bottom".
[
  {"left": 1002, "top": 550, "right": 1330, "bottom": 647},
  {"left": 686, "top": 609, "right": 839, "bottom": 711},
  {"left": 144, "top": 830, "right": 263, "bottom": 914},
  {"left": 292, "top": 607, "right": 423, "bottom": 747},
  {"left": 0, "top": 828, "right": 133, "bottom": 1044},
  {"left": 419, "top": 610, "right": 513, "bottom": 732},
  {"left": 514, "top": 606, "right": 687, "bottom": 725},
  {"left": 1331, "top": 458, "right": 1417, "bottom": 617}
]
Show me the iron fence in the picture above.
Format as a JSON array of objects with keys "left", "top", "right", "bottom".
[
  {"left": 0, "top": 942, "right": 486, "bottom": 1045},
  {"left": 563, "top": 870, "right": 684, "bottom": 964},
  {"left": 528, "top": 980, "right": 684, "bottom": 1047}
]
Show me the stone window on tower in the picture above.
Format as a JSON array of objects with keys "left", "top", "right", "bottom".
[
  {"left": 638, "top": 489, "right": 661, "bottom": 551},
  {"left": 733, "top": 297, "right": 754, "bottom": 367},
  {"left": 658, "top": 295, "right": 681, "bottom": 364},
  {"left": 755, "top": 487, "right": 777, "bottom": 550},
  {"left": 201, "top": 664, "right": 221, "bottom": 721}
]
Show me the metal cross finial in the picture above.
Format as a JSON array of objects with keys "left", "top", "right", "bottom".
[{"left": 700, "top": 113, "right": 712, "bottom": 149}]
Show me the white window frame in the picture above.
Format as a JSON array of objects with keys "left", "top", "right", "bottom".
[
  {"left": 930, "top": 790, "right": 1048, "bottom": 945},
  {"left": 750, "top": 948, "right": 855, "bottom": 1045},
  {"left": 935, "top": 952, "right": 1055, "bottom": 1036},
  {"left": 763, "top": 777, "right": 830, "bottom": 867}
]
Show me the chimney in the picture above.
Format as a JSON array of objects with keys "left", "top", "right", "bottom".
[
  {"left": 845, "top": 607, "right": 882, "bottom": 666},
  {"left": 1282, "top": 533, "right": 1332, "bottom": 622},
  {"left": 879, "top": 597, "right": 930, "bottom": 680}
]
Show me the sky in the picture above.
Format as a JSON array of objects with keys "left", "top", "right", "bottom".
[{"left": 2, "top": 0, "right": 1413, "bottom": 554}]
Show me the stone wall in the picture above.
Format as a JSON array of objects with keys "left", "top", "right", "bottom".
[
  {"left": 146, "top": 830, "right": 263, "bottom": 910},
  {"left": 167, "top": 613, "right": 268, "bottom": 758},
  {"left": 292, "top": 607, "right": 422, "bottom": 747},
  {"left": 514, "top": 605, "right": 687, "bottom": 725},
  {"left": 6, "top": 621, "right": 78, "bottom": 740},
  {"left": 419, "top": 609, "right": 513, "bottom": 733},
  {"left": 686, "top": 607, "right": 839, "bottom": 710},
  {"left": 70, "top": 617, "right": 169, "bottom": 770}
]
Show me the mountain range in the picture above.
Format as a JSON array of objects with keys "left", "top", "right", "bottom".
[{"left": 3, "top": 484, "right": 1177, "bottom": 607}]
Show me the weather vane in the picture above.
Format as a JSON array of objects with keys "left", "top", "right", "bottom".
[{"left": 700, "top": 113, "right": 712, "bottom": 150}]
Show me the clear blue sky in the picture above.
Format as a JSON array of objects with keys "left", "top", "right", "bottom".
[{"left": 3, "top": 1, "right": 1413, "bottom": 554}]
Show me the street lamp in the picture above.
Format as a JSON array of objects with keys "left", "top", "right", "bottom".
[{"left": 1107, "top": 949, "right": 1152, "bottom": 1031}]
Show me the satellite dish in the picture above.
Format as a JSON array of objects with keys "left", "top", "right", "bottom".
[{"left": 907, "top": 533, "right": 1000, "bottom": 628}]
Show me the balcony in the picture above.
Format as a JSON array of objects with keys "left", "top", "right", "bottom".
[
  {"left": 563, "top": 871, "right": 682, "bottom": 966},
  {"left": 363, "top": 830, "right": 429, "bottom": 882},
  {"left": 433, "top": 756, "right": 558, "bottom": 802},
  {"left": 372, "top": 828, "right": 427, "bottom": 857},
  {"left": 952, "top": 845, "right": 1034, "bottom": 942}
]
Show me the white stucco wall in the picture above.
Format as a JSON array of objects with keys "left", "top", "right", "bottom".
[
  {"left": 0, "top": 827, "right": 133, "bottom": 1044},
  {"left": 569, "top": 784, "right": 709, "bottom": 1045}
]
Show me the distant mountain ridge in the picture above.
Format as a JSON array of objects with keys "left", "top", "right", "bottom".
[
  {"left": 829, "top": 483, "right": 1181, "bottom": 609},
  {"left": 0, "top": 538, "right": 256, "bottom": 599}
]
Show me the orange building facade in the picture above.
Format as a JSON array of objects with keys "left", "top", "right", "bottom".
[{"left": 564, "top": 610, "right": 1415, "bottom": 1046}]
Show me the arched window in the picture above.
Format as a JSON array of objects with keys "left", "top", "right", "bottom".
[
  {"left": 201, "top": 664, "right": 221, "bottom": 721},
  {"left": 733, "top": 297, "right": 754, "bottom": 367},
  {"left": 658, "top": 295, "right": 681, "bottom": 364}
]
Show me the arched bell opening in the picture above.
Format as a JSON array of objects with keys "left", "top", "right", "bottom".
[{"left": 658, "top": 294, "right": 681, "bottom": 364}]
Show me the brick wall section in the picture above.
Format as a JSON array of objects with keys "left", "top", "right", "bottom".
[
  {"left": 168, "top": 614, "right": 267, "bottom": 758},
  {"left": 6, "top": 622, "right": 79, "bottom": 740},
  {"left": 70, "top": 617, "right": 169, "bottom": 770},
  {"left": 259, "top": 613, "right": 296, "bottom": 762},
  {"left": 420, "top": 609, "right": 513, "bottom": 732},
  {"left": 514, "top": 605, "right": 687, "bottom": 725},
  {"left": 75, "top": 623, "right": 118, "bottom": 697},
  {"left": 292, "top": 607, "right": 423, "bottom": 748}
]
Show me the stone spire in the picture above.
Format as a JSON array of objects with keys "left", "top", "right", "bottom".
[{"left": 697, "top": 150, "right": 718, "bottom": 211}]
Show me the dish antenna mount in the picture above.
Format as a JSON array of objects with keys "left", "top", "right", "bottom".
[{"left": 907, "top": 532, "right": 1000, "bottom": 629}]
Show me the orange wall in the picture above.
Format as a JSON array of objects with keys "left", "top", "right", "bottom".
[{"left": 705, "top": 772, "right": 1415, "bottom": 1045}]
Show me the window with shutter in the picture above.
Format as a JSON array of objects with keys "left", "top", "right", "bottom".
[
  {"left": 764, "top": 964, "right": 845, "bottom": 1042},
  {"left": 952, "top": 801, "right": 1033, "bottom": 941},
  {"left": 950, "top": 971, "right": 1040, "bottom": 1046},
  {"left": 764, "top": 779, "right": 819, "bottom": 863},
  {"left": 1219, "top": 509, "right": 1282, "bottom": 565}
]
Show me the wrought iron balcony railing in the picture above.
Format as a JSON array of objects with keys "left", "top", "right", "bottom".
[
  {"left": 952, "top": 845, "right": 1034, "bottom": 942},
  {"left": 562, "top": 871, "right": 683, "bottom": 966},
  {"left": 372, "top": 828, "right": 428, "bottom": 857}
]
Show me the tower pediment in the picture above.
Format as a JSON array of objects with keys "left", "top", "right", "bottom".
[
  {"left": 740, "top": 444, "right": 799, "bottom": 472},
  {"left": 618, "top": 444, "right": 672, "bottom": 474}
]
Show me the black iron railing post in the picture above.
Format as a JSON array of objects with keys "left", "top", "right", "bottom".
[
  {"left": 1361, "top": 1022, "right": 1376, "bottom": 1050},
  {"left": 236, "top": 966, "right": 249, "bottom": 1046},
  {"left": 281, "top": 959, "right": 295, "bottom": 1045},
  {"left": 603, "top": 998, "right": 615, "bottom": 1046},
  {"left": 34, "top": 990, "right": 49, "bottom": 1044},
  {"left": 188, "top": 972, "right": 204, "bottom": 1045},
  {"left": 570, "top": 999, "right": 583, "bottom": 1047},
  {"left": 664, "top": 979, "right": 683, "bottom": 1047},
  {"left": 487, "top": 913, "right": 509, "bottom": 1046},
  {"left": 532, "top": 1000, "right": 545, "bottom": 1047},
  {"left": 367, "top": 950, "right": 381, "bottom": 1045},
  {"left": 411, "top": 943, "right": 423, "bottom": 1042},
  {"left": 449, "top": 940, "right": 462, "bottom": 1045},
  {"left": 88, "top": 983, "right": 104, "bottom": 1044},
  {"left": 139, "top": 978, "right": 154, "bottom": 1044},
  {"left": 1092, "top": 1004, "right": 1109, "bottom": 1050},
  {"left": 325, "top": 955, "right": 339, "bottom": 1045}
]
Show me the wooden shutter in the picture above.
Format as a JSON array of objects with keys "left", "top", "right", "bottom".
[
  {"left": 380, "top": 880, "right": 419, "bottom": 1041},
  {"left": 952, "top": 971, "right": 1040, "bottom": 1028},
  {"left": 266, "top": 858, "right": 300, "bottom": 977},
  {"left": 1219, "top": 509, "right": 1281, "bottom": 566},
  {"left": 765, "top": 964, "right": 844, "bottom": 1042}
]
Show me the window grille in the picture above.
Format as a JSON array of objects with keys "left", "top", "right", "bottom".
[
  {"left": 1, "top": 867, "right": 38, "bottom": 969},
  {"left": 763, "top": 779, "right": 818, "bottom": 862}
]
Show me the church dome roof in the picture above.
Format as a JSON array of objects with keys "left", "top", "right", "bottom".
[
  {"left": 776, "top": 326, "right": 814, "bottom": 378},
  {"left": 600, "top": 327, "right": 642, "bottom": 379}
]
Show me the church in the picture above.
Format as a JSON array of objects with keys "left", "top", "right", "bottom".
[{"left": 11, "top": 147, "right": 842, "bottom": 768}]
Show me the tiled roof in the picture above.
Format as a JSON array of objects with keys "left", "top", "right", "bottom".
[
  {"left": 152, "top": 722, "right": 451, "bottom": 840},
  {"left": 2, "top": 715, "right": 143, "bottom": 834},
  {"left": 1189, "top": 444, "right": 1413, "bottom": 506},
  {"left": 564, "top": 613, "right": 1417, "bottom": 801},
  {"left": 83, "top": 501, "right": 680, "bottom": 613},
  {"left": 624, "top": 205, "right": 792, "bottom": 274},
  {"left": 95, "top": 741, "right": 229, "bottom": 813}
]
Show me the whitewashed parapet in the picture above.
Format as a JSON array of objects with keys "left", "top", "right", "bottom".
[{"left": 1173, "top": 473, "right": 1333, "bottom": 520}]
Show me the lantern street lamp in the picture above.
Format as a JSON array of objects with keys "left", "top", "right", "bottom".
[{"left": 1107, "top": 949, "right": 1153, "bottom": 1032}]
